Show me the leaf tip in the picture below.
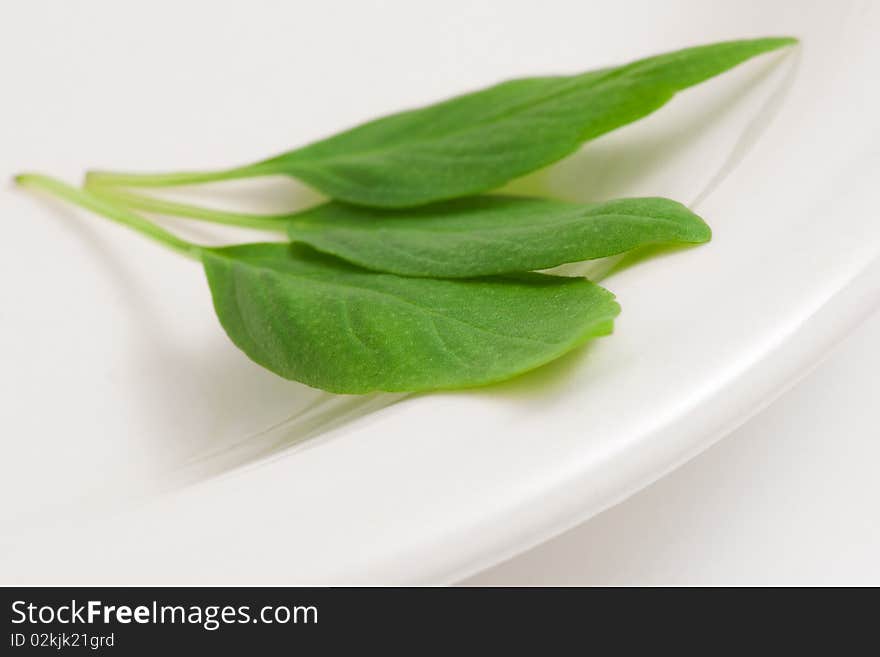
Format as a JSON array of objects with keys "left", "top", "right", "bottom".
[
  {"left": 773, "top": 35, "right": 799, "bottom": 48},
  {"left": 758, "top": 35, "right": 800, "bottom": 52},
  {"left": 692, "top": 215, "right": 713, "bottom": 243},
  {"left": 698, "top": 224, "right": 713, "bottom": 243}
]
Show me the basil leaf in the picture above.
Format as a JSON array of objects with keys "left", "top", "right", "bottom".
[
  {"left": 286, "top": 196, "right": 710, "bottom": 277},
  {"left": 203, "top": 244, "right": 619, "bottom": 393},
  {"left": 86, "top": 37, "right": 796, "bottom": 207},
  {"left": 88, "top": 189, "right": 710, "bottom": 277},
  {"left": 17, "top": 175, "right": 621, "bottom": 394}
]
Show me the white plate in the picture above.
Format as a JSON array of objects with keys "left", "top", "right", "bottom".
[{"left": 2, "top": 0, "right": 879, "bottom": 584}]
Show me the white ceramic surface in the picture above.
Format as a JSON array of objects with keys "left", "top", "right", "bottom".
[
  {"left": 466, "top": 307, "right": 880, "bottom": 585},
  {"left": 1, "top": 0, "right": 878, "bottom": 584}
]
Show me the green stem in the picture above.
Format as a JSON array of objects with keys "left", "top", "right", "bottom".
[
  {"left": 86, "top": 186, "right": 290, "bottom": 232},
  {"left": 84, "top": 161, "right": 278, "bottom": 189},
  {"left": 14, "top": 174, "right": 203, "bottom": 260}
]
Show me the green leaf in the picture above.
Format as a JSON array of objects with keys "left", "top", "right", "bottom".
[
  {"left": 16, "top": 175, "right": 621, "bottom": 394},
  {"left": 85, "top": 37, "right": 796, "bottom": 207},
  {"left": 203, "top": 244, "right": 620, "bottom": 393},
  {"left": 286, "top": 196, "right": 710, "bottom": 277},
  {"left": 87, "top": 188, "right": 710, "bottom": 277}
]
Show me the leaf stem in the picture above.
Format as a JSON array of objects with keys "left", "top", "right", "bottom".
[
  {"left": 14, "top": 174, "right": 203, "bottom": 260},
  {"left": 84, "top": 161, "right": 278, "bottom": 189},
  {"left": 85, "top": 186, "right": 290, "bottom": 232}
]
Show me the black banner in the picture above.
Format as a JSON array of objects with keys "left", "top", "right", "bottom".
[{"left": 1, "top": 586, "right": 866, "bottom": 652}]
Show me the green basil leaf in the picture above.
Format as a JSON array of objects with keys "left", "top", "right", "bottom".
[
  {"left": 86, "top": 189, "right": 710, "bottom": 277},
  {"left": 203, "top": 244, "right": 620, "bottom": 393},
  {"left": 86, "top": 37, "right": 795, "bottom": 207},
  {"left": 17, "top": 175, "right": 621, "bottom": 394},
  {"left": 286, "top": 196, "right": 710, "bottom": 277}
]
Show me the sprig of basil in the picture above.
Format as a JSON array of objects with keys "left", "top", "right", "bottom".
[
  {"left": 17, "top": 175, "right": 620, "bottom": 393},
  {"left": 85, "top": 37, "right": 795, "bottom": 208},
  {"left": 91, "top": 187, "right": 710, "bottom": 278}
]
